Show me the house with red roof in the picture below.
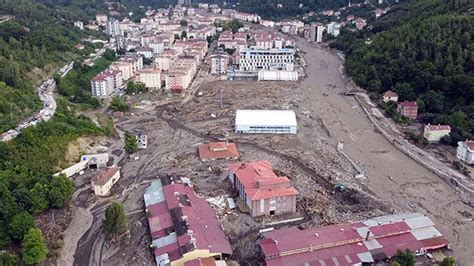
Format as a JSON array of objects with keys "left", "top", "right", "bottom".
[
  {"left": 397, "top": 101, "right": 418, "bottom": 119},
  {"left": 457, "top": 140, "right": 474, "bottom": 165},
  {"left": 228, "top": 161, "right": 298, "bottom": 217},
  {"left": 198, "top": 142, "right": 239, "bottom": 161},
  {"left": 258, "top": 212, "right": 448, "bottom": 266},
  {"left": 423, "top": 124, "right": 451, "bottom": 143},
  {"left": 91, "top": 166, "right": 121, "bottom": 196},
  {"left": 143, "top": 176, "right": 232, "bottom": 265},
  {"left": 382, "top": 90, "right": 399, "bottom": 103}
]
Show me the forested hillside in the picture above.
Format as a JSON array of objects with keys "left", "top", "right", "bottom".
[
  {"left": 332, "top": 0, "right": 474, "bottom": 143},
  {"left": 0, "top": 0, "right": 85, "bottom": 132}
]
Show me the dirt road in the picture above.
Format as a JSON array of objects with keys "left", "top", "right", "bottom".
[{"left": 295, "top": 38, "right": 474, "bottom": 262}]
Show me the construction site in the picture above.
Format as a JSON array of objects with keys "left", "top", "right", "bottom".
[{"left": 47, "top": 36, "right": 474, "bottom": 265}]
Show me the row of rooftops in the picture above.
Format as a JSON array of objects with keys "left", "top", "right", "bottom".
[
  {"left": 259, "top": 212, "right": 449, "bottom": 266},
  {"left": 91, "top": 69, "right": 121, "bottom": 82},
  {"left": 143, "top": 176, "right": 232, "bottom": 265}
]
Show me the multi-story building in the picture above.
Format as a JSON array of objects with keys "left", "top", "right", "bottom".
[
  {"left": 457, "top": 140, "right": 474, "bottom": 164},
  {"left": 397, "top": 101, "right": 418, "bottom": 119},
  {"left": 90, "top": 69, "right": 123, "bottom": 97},
  {"left": 136, "top": 68, "right": 162, "bottom": 90},
  {"left": 136, "top": 46, "right": 154, "bottom": 59},
  {"left": 423, "top": 124, "right": 451, "bottom": 143},
  {"left": 310, "top": 23, "right": 324, "bottom": 43},
  {"left": 110, "top": 61, "right": 134, "bottom": 80},
  {"left": 106, "top": 18, "right": 121, "bottom": 36},
  {"left": 155, "top": 49, "right": 179, "bottom": 71},
  {"left": 228, "top": 160, "right": 298, "bottom": 217},
  {"left": 210, "top": 53, "right": 229, "bottom": 75},
  {"left": 326, "top": 22, "right": 341, "bottom": 37},
  {"left": 91, "top": 167, "right": 121, "bottom": 196},
  {"left": 239, "top": 48, "right": 295, "bottom": 72},
  {"left": 143, "top": 176, "right": 232, "bottom": 265}
]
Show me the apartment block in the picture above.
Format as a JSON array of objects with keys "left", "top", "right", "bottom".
[
  {"left": 239, "top": 48, "right": 295, "bottom": 72},
  {"left": 90, "top": 69, "right": 123, "bottom": 97},
  {"left": 210, "top": 53, "right": 229, "bottom": 75},
  {"left": 136, "top": 68, "right": 162, "bottom": 90}
]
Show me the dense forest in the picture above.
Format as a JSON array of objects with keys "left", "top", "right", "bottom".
[
  {"left": 331, "top": 0, "right": 474, "bottom": 143},
  {"left": 0, "top": 0, "right": 86, "bottom": 132}
]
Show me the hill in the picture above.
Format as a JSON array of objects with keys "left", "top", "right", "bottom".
[{"left": 331, "top": 0, "right": 474, "bottom": 143}]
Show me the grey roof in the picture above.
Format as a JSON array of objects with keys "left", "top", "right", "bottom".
[
  {"left": 404, "top": 216, "right": 434, "bottom": 229},
  {"left": 411, "top": 226, "right": 442, "bottom": 241},
  {"left": 363, "top": 239, "right": 383, "bottom": 250},
  {"left": 155, "top": 253, "right": 170, "bottom": 266},
  {"left": 152, "top": 233, "right": 177, "bottom": 249},
  {"left": 144, "top": 180, "right": 165, "bottom": 207},
  {"left": 357, "top": 252, "right": 374, "bottom": 263},
  {"left": 363, "top": 212, "right": 424, "bottom": 227}
]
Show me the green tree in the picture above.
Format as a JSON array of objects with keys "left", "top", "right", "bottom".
[
  {"left": 180, "top": 19, "right": 188, "bottom": 26},
  {"left": 29, "top": 183, "right": 49, "bottom": 214},
  {"left": 124, "top": 133, "right": 138, "bottom": 154},
  {"left": 9, "top": 212, "right": 35, "bottom": 241},
  {"left": 126, "top": 81, "right": 148, "bottom": 94},
  {"left": 0, "top": 252, "right": 18, "bottom": 266},
  {"left": 22, "top": 228, "right": 48, "bottom": 265},
  {"left": 48, "top": 174, "right": 75, "bottom": 208},
  {"left": 103, "top": 202, "right": 128, "bottom": 237},
  {"left": 102, "top": 49, "right": 117, "bottom": 61},
  {"left": 109, "top": 96, "right": 130, "bottom": 111},
  {"left": 181, "top": 31, "right": 187, "bottom": 39},
  {"left": 441, "top": 256, "right": 457, "bottom": 266},
  {"left": 393, "top": 249, "right": 415, "bottom": 266}
]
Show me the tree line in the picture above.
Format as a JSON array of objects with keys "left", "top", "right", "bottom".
[{"left": 331, "top": 0, "right": 474, "bottom": 144}]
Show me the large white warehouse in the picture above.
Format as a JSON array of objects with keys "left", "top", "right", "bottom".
[{"left": 235, "top": 110, "right": 297, "bottom": 134}]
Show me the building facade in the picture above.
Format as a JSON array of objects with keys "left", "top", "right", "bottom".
[
  {"left": 235, "top": 110, "right": 297, "bottom": 134},
  {"left": 397, "top": 101, "right": 418, "bottom": 119},
  {"left": 382, "top": 90, "right": 399, "bottom": 103},
  {"left": 239, "top": 48, "right": 295, "bottom": 72},
  {"left": 228, "top": 161, "right": 298, "bottom": 217},
  {"left": 91, "top": 167, "right": 121, "bottom": 196},
  {"left": 106, "top": 19, "right": 121, "bottom": 36},
  {"left": 210, "top": 53, "right": 229, "bottom": 75},
  {"left": 423, "top": 124, "right": 451, "bottom": 143},
  {"left": 457, "top": 140, "right": 474, "bottom": 164},
  {"left": 90, "top": 69, "right": 123, "bottom": 97},
  {"left": 136, "top": 68, "right": 162, "bottom": 90}
]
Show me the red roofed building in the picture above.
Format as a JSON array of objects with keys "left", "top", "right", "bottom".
[
  {"left": 423, "top": 124, "right": 451, "bottom": 143},
  {"left": 91, "top": 166, "right": 121, "bottom": 196},
  {"left": 228, "top": 161, "right": 298, "bottom": 217},
  {"left": 198, "top": 142, "right": 239, "bottom": 161},
  {"left": 382, "top": 90, "right": 399, "bottom": 103},
  {"left": 258, "top": 213, "right": 448, "bottom": 266},
  {"left": 143, "top": 176, "right": 232, "bottom": 265},
  {"left": 397, "top": 101, "right": 418, "bottom": 119}
]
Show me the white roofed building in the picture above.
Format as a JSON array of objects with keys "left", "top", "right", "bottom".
[{"left": 235, "top": 110, "right": 297, "bottom": 134}]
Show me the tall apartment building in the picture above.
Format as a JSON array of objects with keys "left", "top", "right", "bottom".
[
  {"left": 90, "top": 69, "right": 123, "bottom": 97},
  {"left": 310, "top": 23, "right": 324, "bottom": 43},
  {"left": 110, "top": 61, "right": 133, "bottom": 80},
  {"left": 210, "top": 53, "right": 229, "bottom": 75},
  {"left": 136, "top": 68, "right": 162, "bottom": 90},
  {"left": 239, "top": 48, "right": 295, "bottom": 72},
  {"left": 106, "top": 19, "right": 121, "bottom": 36}
]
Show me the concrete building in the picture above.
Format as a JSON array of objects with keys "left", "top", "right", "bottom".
[
  {"left": 91, "top": 167, "right": 121, "bottom": 196},
  {"left": 136, "top": 46, "right": 154, "bottom": 59},
  {"left": 382, "top": 90, "right": 399, "bottom": 103},
  {"left": 228, "top": 161, "right": 298, "bottom": 217},
  {"left": 239, "top": 48, "right": 295, "bottom": 72},
  {"left": 210, "top": 53, "right": 229, "bottom": 75},
  {"left": 74, "top": 21, "right": 84, "bottom": 30},
  {"left": 235, "top": 110, "right": 297, "bottom": 134},
  {"left": 423, "top": 124, "right": 451, "bottom": 143},
  {"left": 259, "top": 213, "right": 449, "bottom": 265},
  {"left": 110, "top": 61, "right": 134, "bottom": 80},
  {"left": 310, "top": 23, "right": 324, "bottom": 43},
  {"left": 155, "top": 49, "right": 179, "bottom": 71},
  {"left": 136, "top": 68, "right": 162, "bottom": 90},
  {"left": 397, "top": 101, "right": 418, "bottom": 119},
  {"left": 136, "top": 131, "right": 147, "bottom": 149},
  {"left": 143, "top": 176, "right": 232, "bottom": 265},
  {"left": 106, "top": 18, "right": 121, "bottom": 36},
  {"left": 326, "top": 22, "right": 340, "bottom": 37},
  {"left": 90, "top": 69, "right": 123, "bottom": 97},
  {"left": 457, "top": 140, "right": 474, "bottom": 165}
]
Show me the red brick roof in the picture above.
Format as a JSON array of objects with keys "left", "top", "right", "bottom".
[
  {"left": 228, "top": 161, "right": 299, "bottom": 201},
  {"left": 426, "top": 124, "right": 451, "bottom": 131},
  {"left": 198, "top": 142, "right": 239, "bottom": 161},
  {"left": 398, "top": 101, "right": 418, "bottom": 108},
  {"left": 466, "top": 140, "right": 474, "bottom": 150},
  {"left": 92, "top": 167, "right": 120, "bottom": 186},
  {"left": 383, "top": 90, "right": 398, "bottom": 98}
]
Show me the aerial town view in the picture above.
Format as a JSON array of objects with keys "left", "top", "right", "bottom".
[{"left": 0, "top": 0, "right": 472, "bottom": 265}]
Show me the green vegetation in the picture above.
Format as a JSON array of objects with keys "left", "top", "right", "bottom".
[
  {"left": 126, "top": 80, "right": 148, "bottom": 95},
  {"left": 0, "top": 105, "right": 102, "bottom": 248},
  {"left": 8, "top": 212, "right": 35, "bottom": 241},
  {"left": 0, "top": 252, "right": 18, "bottom": 266},
  {"left": 222, "top": 19, "right": 243, "bottom": 34},
  {"left": 124, "top": 132, "right": 138, "bottom": 154},
  {"left": 109, "top": 96, "right": 130, "bottom": 112},
  {"left": 0, "top": 0, "right": 91, "bottom": 133},
  {"left": 393, "top": 249, "right": 415, "bottom": 266},
  {"left": 441, "top": 256, "right": 457, "bottom": 266},
  {"left": 331, "top": 0, "right": 474, "bottom": 144},
  {"left": 22, "top": 228, "right": 48, "bottom": 265},
  {"left": 103, "top": 202, "right": 128, "bottom": 237}
]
